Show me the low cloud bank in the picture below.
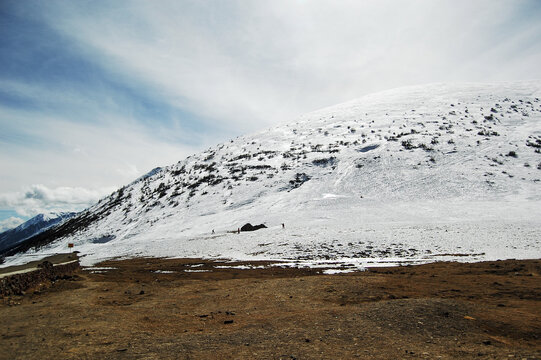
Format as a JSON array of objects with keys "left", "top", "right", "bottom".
[{"left": 0, "top": 184, "right": 116, "bottom": 218}]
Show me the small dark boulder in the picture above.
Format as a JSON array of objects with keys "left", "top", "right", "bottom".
[{"left": 240, "top": 223, "right": 267, "bottom": 232}]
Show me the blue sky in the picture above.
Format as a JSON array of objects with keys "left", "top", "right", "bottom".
[{"left": 1, "top": 0, "right": 541, "bottom": 230}]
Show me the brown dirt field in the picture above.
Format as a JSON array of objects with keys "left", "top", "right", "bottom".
[{"left": 0, "top": 258, "right": 540, "bottom": 359}]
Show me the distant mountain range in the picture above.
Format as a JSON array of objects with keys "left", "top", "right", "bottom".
[
  {"left": 2, "top": 81, "right": 540, "bottom": 268},
  {"left": 0, "top": 212, "right": 76, "bottom": 254}
]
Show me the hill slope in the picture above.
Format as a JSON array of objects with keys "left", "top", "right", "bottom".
[{"left": 3, "top": 82, "right": 541, "bottom": 267}]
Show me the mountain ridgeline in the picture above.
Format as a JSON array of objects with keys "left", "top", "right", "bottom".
[
  {"left": 3, "top": 82, "right": 541, "bottom": 258},
  {"left": 0, "top": 212, "right": 76, "bottom": 255}
]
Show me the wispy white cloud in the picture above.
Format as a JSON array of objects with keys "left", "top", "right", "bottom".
[
  {"left": 34, "top": 0, "right": 541, "bottom": 130},
  {"left": 0, "top": 101, "right": 201, "bottom": 189},
  {"left": 0, "top": 217, "right": 25, "bottom": 232}
]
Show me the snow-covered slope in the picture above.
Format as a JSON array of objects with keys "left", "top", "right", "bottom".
[
  {"left": 3, "top": 82, "right": 541, "bottom": 268},
  {"left": 0, "top": 212, "right": 76, "bottom": 253}
]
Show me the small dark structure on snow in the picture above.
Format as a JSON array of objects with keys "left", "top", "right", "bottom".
[{"left": 240, "top": 223, "right": 267, "bottom": 232}]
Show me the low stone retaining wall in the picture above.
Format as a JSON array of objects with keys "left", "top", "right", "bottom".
[{"left": 0, "top": 260, "right": 80, "bottom": 297}]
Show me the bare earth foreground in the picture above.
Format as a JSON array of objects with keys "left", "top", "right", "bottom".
[{"left": 1, "top": 257, "right": 540, "bottom": 359}]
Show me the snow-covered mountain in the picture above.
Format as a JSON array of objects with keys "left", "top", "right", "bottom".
[
  {"left": 3, "top": 82, "right": 541, "bottom": 268},
  {"left": 0, "top": 212, "right": 76, "bottom": 254}
]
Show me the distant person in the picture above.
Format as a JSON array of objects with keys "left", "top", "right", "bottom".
[
  {"left": 212, "top": 229, "right": 215, "bottom": 234},
  {"left": 282, "top": 223, "right": 285, "bottom": 229},
  {"left": 237, "top": 228, "right": 240, "bottom": 234}
]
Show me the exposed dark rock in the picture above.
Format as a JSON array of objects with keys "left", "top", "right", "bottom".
[{"left": 240, "top": 223, "right": 267, "bottom": 232}]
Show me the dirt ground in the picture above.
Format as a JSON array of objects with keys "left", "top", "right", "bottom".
[{"left": 0, "top": 257, "right": 540, "bottom": 359}]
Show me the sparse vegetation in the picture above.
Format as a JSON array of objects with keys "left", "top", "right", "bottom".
[
  {"left": 526, "top": 136, "right": 541, "bottom": 149},
  {"left": 312, "top": 157, "right": 337, "bottom": 167},
  {"left": 419, "top": 143, "right": 434, "bottom": 152},
  {"left": 401, "top": 139, "right": 415, "bottom": 150},
  {"left": 287, "top": 172, "right": 311, "bottom": 190},
  {"left": 506, "top": 151, "right": 518, "bottom": 158},
  {"left": 477, "top": 129, "right": 499, "bottom": 137}
]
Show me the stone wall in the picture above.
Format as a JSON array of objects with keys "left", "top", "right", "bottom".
[{"left": 0, "top": 260, "right": 80, "bottom": 297}]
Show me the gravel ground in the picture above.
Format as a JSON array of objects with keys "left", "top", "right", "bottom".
[{"left": 0, "top": 258, "right": 540, "bottom": 359}]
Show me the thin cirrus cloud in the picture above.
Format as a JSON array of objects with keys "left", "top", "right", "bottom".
[
  {"left": 1, "top": 0, "right": 541, "bottom": 226},
  {"left": 37, "top": 0, "right": 541, "bottom": 122}
]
